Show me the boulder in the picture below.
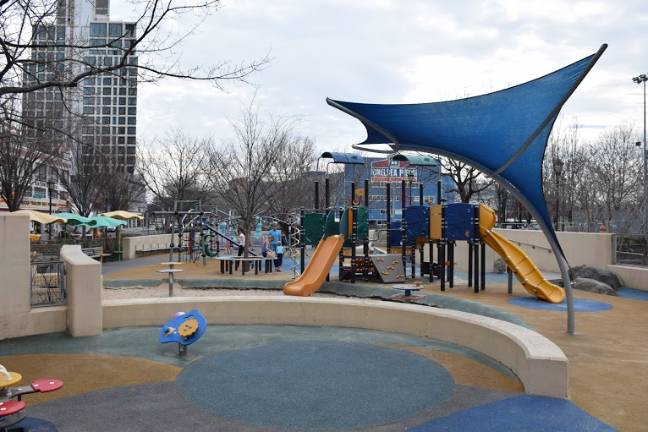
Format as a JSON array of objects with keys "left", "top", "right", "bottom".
[
  {"left": 493, "top": 258, "right": 507, "bottom": 274},
  {"left": 569, "top": 265, "right": 623, "bottom": 290},
  {"left": 572, "top": 277, "right": 617, "bottom": 296}
]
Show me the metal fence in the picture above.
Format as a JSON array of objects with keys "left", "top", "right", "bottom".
[
  {"left": 615, "top": 235, "right": 648, "bottom": 266},
  {"left": 30, "top": 260, "right": 66, "bottom": 307}
]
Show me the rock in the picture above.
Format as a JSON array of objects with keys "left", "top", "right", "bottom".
[
  {"left": 493, "top": 258, "right": 507, "bottom": 274},
  {"left": 569, "top": 265, "right": 623, "bottom": 290},
  {"left": 572, "top": 277, "right": 617, "bottom": 296}
]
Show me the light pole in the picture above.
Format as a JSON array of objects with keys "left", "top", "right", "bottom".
[
  {"left": 632, "top": 74, "right": 648, "bottom": 238},
  {"left": 553, "top": 158, "right": 564, "bottom": 231},
  {"left": 46, "top": 179, "right": 54, "bottom": 239},
  {"left": 407, "top": 172, "right": 415, "bottom": 206}
]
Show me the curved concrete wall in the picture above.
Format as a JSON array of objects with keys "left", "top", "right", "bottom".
[{"left": 103, "top": 295, "right": 568, "bottom": 398}]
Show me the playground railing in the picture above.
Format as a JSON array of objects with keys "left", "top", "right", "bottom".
[
  {"left": 30, "top": 260, "right": 66, "bottom": 307},
  {"left": 615, "top": 234, "right": 648, "bottom": 266}
]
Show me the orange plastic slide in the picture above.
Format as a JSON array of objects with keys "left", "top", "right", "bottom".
[
  {"left": 479, "top": 204, "right": 565, "bottom": 303},
  {"left": 283, "top": 235, "right": 344, "bottom": 297}
]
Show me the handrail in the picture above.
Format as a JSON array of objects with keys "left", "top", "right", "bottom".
[{"left": 203, "top": 223, "right": 258, "bottom": 257}]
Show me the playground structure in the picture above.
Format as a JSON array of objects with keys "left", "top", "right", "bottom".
[
  {"left": 159, "top": 309, "right": 207, "bottom": 356},
  {"left": 284, "top": 174, "right": 566, "bottom": 303},
  {"left": 284, "top": 150, "right": 565, "bottom": 303},
  {"left": 0, "top": 364, "right": 63, "bottom": 431}
]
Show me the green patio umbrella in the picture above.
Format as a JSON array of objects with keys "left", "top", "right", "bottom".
[
  {"left": 54, "top": 212, "right": 96, "bottom": 226},
  {"left": 88, "top": 215, "right": 127, "bottom": 229}
]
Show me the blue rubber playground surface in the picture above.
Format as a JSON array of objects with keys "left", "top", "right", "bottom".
[
  {"left": 616, "top": 287, "right": 648, "bottom": 301},
  {"left": 508, "top": 296, "right": 613, "bottom": 312}
]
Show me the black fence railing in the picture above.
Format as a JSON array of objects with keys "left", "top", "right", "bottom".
[
  {"left": 31, "top": 260, "right": 66, "bottom": 307},
  {"left": 615, "top": 235, "right": 648, "bottom": 266}
]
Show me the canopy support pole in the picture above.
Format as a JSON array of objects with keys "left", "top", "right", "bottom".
[{"left": 506, "top": 185, "right": 575, "bottom": 334}]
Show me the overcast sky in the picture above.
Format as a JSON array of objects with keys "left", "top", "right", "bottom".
[{"left": 117, "top": 0, "right": 648, "bottom": 151}]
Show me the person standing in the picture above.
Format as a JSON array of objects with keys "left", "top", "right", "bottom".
[
  {"left": 235, "top": 228, "right": 245, "bottom": 270},
  {"left": 269, "top": 223, "right": 284, "bottom": 272}
]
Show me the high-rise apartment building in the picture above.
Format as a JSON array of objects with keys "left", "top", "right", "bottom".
[
  {"left": 81, "top": 18, "right": 138, "bottom": 173},
  {"left": 8, "top": 0, "right": 138, "bottom": 212}
]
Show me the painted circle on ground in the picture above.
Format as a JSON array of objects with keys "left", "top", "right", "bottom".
[
  {"left": 176, "top": 341, "right": 454, "bottom": 429},
  {"left": 508, "top": 296, "right": 612, "bottom": 312}
]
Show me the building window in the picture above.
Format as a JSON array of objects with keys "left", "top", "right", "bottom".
[
  {"left": 90, "top": 23, "right": 107, "bottom": 37},
  {"left": 125, "top": 24, "right": 135, "bottom": 37},
  {"left": 109, "top": 23, "right": 123, "bottom": 37}
]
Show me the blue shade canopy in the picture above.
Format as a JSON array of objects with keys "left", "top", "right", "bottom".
[
  {"left": 327, "top": 45, "right": 607, "bottom": 261},
  {"left": 320, "top": 152, "right": 364, "bottom": 165}
]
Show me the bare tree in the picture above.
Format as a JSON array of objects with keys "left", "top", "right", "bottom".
[
  {"left": 441, "top": 158, "right": 492, "bottom": 203},
  {"left": 0, "top": 0, "right": 267, "bottom": 101},
  {"left": 55, "top": 143, "right": 104, "bottom": 215},
  {"left": 205, "top": 106, "right": 298, "bottom": 255},
  {"left": 138, "top": 131, "right": 209, "bottom": 209},
  {"left": 101, "top": 169, "right": 145, "bottom": 212},
  {"left": 541, "top": 121, "right": 642, "bottom": 233},
  {"left": 589, "top": 124, "right": 642, "bottom": 231},
  {"left": 267, "top": 136, "right": 316, "bottom": 218},
  {"left": 0, "top": 106, "right": 65, "bottom": 211}
]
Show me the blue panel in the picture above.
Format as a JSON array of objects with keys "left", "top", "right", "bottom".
[
  {"left": 159, "top": 309, "right": 207, "bottom": 346},
  {"left": 389, "top": 221, "right": 409, "bottom": 247},
  {"left": 445, "top": 203, "right": 475, "bottom": 241},
  {"left": 327, "top": 45, "right": 607, "bottom": 263},
  {"left": 403, "top": 205, "right": 429, "bottom": 240}
]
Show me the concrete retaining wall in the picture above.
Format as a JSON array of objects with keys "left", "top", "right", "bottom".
[
  {"left": 608, "top": 265, "right": 648, "bottom": 291},
  {"left": 60, "top": 245, "right": 102, "bottom": 337},
  {"left": 446, "top": 229, "right": 614, "bottom": 274},
  {"left": 0, "top": 215, "right": 68, "bottom": 339},
  {"left": 123, "top": 234, "right": 172, "bottom": 259},
  {"left": 103, "top": 295, "right": 569, "bottom": 398}
]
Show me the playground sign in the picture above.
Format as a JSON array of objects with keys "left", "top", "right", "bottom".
[{"left": 370, "top": 159, "right": 417, "bottom": 183}]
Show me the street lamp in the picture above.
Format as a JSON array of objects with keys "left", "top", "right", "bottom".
[
  {"left": 632, "top": 73, "right": 648, "bottom": 237},
  {"left": 552, "top": 158, "right": 564, "bottom": 231},
  {"left": 407, "top": 171, "right": 415, "bottom": 206},
  {"left": 46, "top": 179, "right": 54, "bottom": 239}
]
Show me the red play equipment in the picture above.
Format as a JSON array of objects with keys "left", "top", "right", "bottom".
[{"left": 0, "top": 364, "right": 63, "bottom": 431}]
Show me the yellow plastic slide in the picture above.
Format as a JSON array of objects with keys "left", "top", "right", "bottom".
[
  {"left": 283, "top": 235, "right": 345, "bottom": 297},
  {"left": 479, "top": 205, "right": 565, "bottom": 303}
]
